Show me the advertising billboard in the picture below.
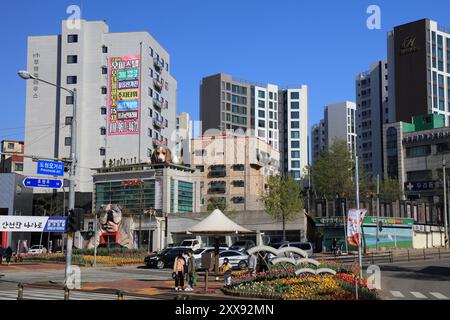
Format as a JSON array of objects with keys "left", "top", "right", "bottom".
[
  {"left": 0, "top": 216, "right": 67, "bottom": 232},
  {"left": 108, "top": 55, "right": 141, "bottom": 135}
]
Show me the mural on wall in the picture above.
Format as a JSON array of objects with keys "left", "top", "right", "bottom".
[{"left": 87, "top": 204, "right": 134, "bottom": 249}]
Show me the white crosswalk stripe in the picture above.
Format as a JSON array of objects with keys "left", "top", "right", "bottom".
[
  {"left": 429, "top": 292, "right": 449, "bottom": 300},
  {"left": 410, "top": 291, "right": 427, "bottom": 299},
  {"left": 390, "top": 291, "right": 405, "bottom": 298},
  {"left": 0, "top": 289, "right": 148, "bottom": 300}
]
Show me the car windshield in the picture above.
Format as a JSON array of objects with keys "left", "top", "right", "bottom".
[
  {"left": 193, "top": 248, "right": 204, "bottom": 254},
  {"left": 181, "top": 240, "right": 193, "bottom": 246},
  {"left": 232, "top": 242, "right": 246, "bottom": 246},
  {"left": 270, "top": 243, "right": 286, "bottom": 249},
  {"left": 292, "top": 243, "right": 312, "bottom": 250}
]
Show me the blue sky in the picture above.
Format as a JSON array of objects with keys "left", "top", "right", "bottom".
[{"left": 1, "top": 0, "right": 450, "bottom": 141}]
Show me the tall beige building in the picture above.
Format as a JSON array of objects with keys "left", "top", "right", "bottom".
[{"left": 191, "top": 132, "right": 280, "bottom": 211}]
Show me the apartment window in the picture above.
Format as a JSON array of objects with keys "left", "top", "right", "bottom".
[
  {"left": 258, "top": 120, "right": 265, "bottom": 127},
  {"left": 102, "top": 45, "right": 108, "bottom": 53},
  {"left": 147, "top": 148, "right": 152, "bottom": 157},
  {"left": 232, "top": 164, "right": 244, "bottom": 171},
  {"left": 100, "top": 127, "right": 106, "bottom": 135},
  {"left": 67, "top": 34, "right": 78, "bottom": 43},
  {"left": 66, "top": 76, "right": 77, "bottom": 84},
  {"left": 291, "top": 151, "right": 300, "bottom": 158},
  {"left": 291, "top": 141, "right": 300, "bottom": 148},
  {"left": 99, "top": 148, "right": 106, "bottom": 156},
  {"left": 258, "top": 90, "right": 265, "bottom": 98},
  {"left": 148, "top": 128, "right": 152, "bottom": 137},
  {"left": 65, "top": 116, "right": 73, "bottom": 125},
  {"left": 101, "top": 107, "right": 107, "bottom": 115},
  {"left": 101, "top": 87, "right": 107, "bottom": 94},
  {"left": 64, "top": 137, "right": 72, "bottom": 146},
  {"left": 291, "top": 101, "right": 299, "bottom": 109},
  {"left": 101, "top": 66, "right": 107, "bottom": 74},
  {"left": 66, "top": 96, "right": 74, "bottom": 105},
  {"left": 14, "top": 163, "right": 23, "bottom": 172},
  {"left": 291, "top": 111, "right": 300, "bottom": 119},
  {"left": 291, "top": 131, "right": 300, "bottom": 139},
  {"left": 258, "top": 110, "right": 265, "bottom": 117},
  {"left": 232, "top": 180, "right": 245, "bottom": 187},
  {"left": 67, "top": 55, "right": 78, "bottom": 64},
  {"left": 291, "top": 121, "right": 300, "bottom": 128},
  {"left": 7, "top": 143, "right": 14, "bottom": 149},
  {"left": 291, "top": 161, "right": 300, "bottom": 168},
  {"left": 149, "top": 47, "right": 154, "bottom": 57},
  {"left": 258, "top": 100, "right": 265, "bottom": 108},
  {"left": 231, "top": 196, "right": 245, "bottom": 204},
  {"left": 290, "top": 92, "right": 300, "bottom": 99},
  {"left": 406, "top": 145, "right": 431, "bottom": 158}
]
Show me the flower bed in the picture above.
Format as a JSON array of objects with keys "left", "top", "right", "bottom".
[
  {"left": 21, "top": 252, "right": 147, "bottom": 266},
  {"left": 222, "top": 262, "right": 378, "bottom": 300}
]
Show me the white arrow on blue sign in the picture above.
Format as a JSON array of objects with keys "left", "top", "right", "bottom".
[{"left": 23, "top": 177, "right": 63, "bottom": 189}]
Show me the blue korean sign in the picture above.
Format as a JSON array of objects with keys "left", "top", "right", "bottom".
[
  {"left": 404, "top": 181, "right": 437, "bottom": 192},
  {"left": 44, "top": 216, "right": 67, "bottom": 232},
  {"left": 23, "top": 177, "right": 63, "bottom": 189},
  {"left": 37, "top": 160, "right": 64, "bottom": 177}
]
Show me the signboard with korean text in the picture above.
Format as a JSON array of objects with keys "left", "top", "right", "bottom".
[
  {"left": 0, "top": 216, "right": 67, "bottom": 232},
  {"left": 37, "top": 160, "right": 64, "bottom": 177},
  {"left": 23, "top": 177, "right": 63, "bottom": 189},
  {"left": 404, "top": 181, "right": 437, "bottom": 192},
  {"left": 108, "top": 55, "right": 141, "bottom": 135}
]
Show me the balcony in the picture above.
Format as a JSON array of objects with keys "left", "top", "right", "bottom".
[
  {"left": 153, "top": 97, "right": 163, "bottom": 109},
  {"left": 208, "top": 165, "right": 226, "bottom": 178},
  {"left": 153, "top": 117, "right": 164, "bottom": 128},
  {"left": 153, "top": 57, "right": 164, "bottom": 71},
  {"left": 153, "top": 79, "right": 163, "bottom": 91},
  {"left": 152, "top": 138, "right": 166, "bottom": 147},
  {"left": 208, "top": 182, "right": 226, "bottom": 194}
]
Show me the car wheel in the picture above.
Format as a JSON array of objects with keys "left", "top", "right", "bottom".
[
  {"left": 238, "top": 260, "right": 247, "bottom": 270},
  {"left": 156, "top": 260, "right": 164, "bottom": 269}
]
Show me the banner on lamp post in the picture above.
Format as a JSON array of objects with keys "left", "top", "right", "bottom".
[{"left": 347, "top": 208, "right": 367, "bottom": 247}]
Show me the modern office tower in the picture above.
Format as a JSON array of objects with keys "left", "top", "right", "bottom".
[
  {"left": 22, "top": 20, "right": 177, "bottom": 206},
  {"left": 311, "top": 102, "right": 357, "bottom": 163},
  {"left": 279, "top": 87, "right": 309, "bottom": 180},
  {"left": 355, "top": 60, "right": 391, "bottom": 177},
  {"left": 387, "top": 19, "right": 450, "bottom": 124},
  {"left": 174, "top": 112, "right": 193, "bottom": 165},
  {"left": 199, "top": 73, "right": 308, "bottom": 179}
]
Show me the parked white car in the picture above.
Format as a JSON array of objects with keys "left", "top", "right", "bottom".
[
  {"left": 218, "top": 250, "right": 249, "bottom": 269},
  {"left": 266, "top": 241, "right": 314, "bottom": 261},
  {"left": 27, "top": 245, "right": 47, "bottom": 254},
  {"left": 192, "top": 247, "right": 228, "bottom": 260},
  {"left": 180, "top": 239, "right": 201, "bottom": 250}
]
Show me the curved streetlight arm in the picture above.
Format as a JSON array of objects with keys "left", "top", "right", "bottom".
[{"left": 18, "top": 70, "right": 74, "bottom": 95}]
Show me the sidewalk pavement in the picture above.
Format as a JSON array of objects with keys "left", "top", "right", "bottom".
[{"left": 0, "top": 262, "right": 65, "bottom": 272}]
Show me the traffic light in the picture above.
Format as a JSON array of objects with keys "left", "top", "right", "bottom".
[
  {"left": 67, "top": 208, "right": 84, "bottom": 232},
  {"left": 378, "top": 220, "right": 383, "bottom": 233}
]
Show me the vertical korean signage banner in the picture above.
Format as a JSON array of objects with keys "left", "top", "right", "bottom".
[
  {"left": 347, "top": 209, "right": 367, "bottom": 247},
  {"left": 108, "top": 55, "right": 141, "bottom": 135}
]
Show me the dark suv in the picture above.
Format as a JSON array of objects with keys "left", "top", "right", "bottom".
[{"left": 144, "top": 247, "right": 187, "bottom": 269}]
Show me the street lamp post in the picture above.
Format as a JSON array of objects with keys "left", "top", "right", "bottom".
[
  {"left": 18, "top": 70, "right": 77, "bottom": 285},
  {"left": 443, "top": 159, "right": 449, "bottom": 248},
  {"left": 354, "top": 140, "right": 363, "bottom": 279}
]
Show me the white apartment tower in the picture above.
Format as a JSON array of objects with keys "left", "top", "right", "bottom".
[
  {"left": 311, "top": 102, "right": 357, "bottom": 163},
  {"left": 174, "top": 112, "right": 193, "bottom": 165},
  {"left": 355, "top": 60, "right": 391, "bottom": 177},
  {"left": 23, "top": 20, "right": 177, "bottom": 200}
]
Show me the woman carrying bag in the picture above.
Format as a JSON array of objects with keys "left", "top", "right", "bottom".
[{"left": 172, "top": 253, "right": 185, "bottom": 291}]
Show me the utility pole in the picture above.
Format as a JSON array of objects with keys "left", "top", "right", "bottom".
[
  {"left": 443, "top": 159, "right": 449, "bottom": 248},
  {"left": 17, "top": 71, "right": 77, "bottom": 285},
  {"left": 354, "top": 140, "right": 363, "bottom": 279},
  {"left": 342, "top": 200, "right": 348, "bottom": 253}
]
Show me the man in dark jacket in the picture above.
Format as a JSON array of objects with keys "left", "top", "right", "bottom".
[
  {"left": 5, "top": 247, "right": 13, "bottom": 265},
  {"left": 185, "top": 250, "right": 196, "bottom": 291}
]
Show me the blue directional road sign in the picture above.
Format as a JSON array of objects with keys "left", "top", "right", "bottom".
[
  {"left": 37, "top": 160, "right": 64, "bottom": 177},
  {"left": 23, "top": 177, "right": 63, "bottom": 189}
]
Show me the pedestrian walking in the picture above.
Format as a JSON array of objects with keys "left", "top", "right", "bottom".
[
  {"left": 248, "top": 253, "right": 257, "bottom": 276},
  {"left": 331, "top": 237, "right": 338, "bottom": 256},
  {"left": 185, "top": 250, "right": 196, "bottom": 291},
  {"left": 5, "top": 247, "right": 13, "bottom": 265},
  {"left": 220, "top": 258, "right": 232, "bottom": 286},
  {"left": 173, "top": 253, "right": 185, "bottom": 291}
]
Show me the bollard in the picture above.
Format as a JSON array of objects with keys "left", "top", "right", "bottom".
[
  {"left": 64, "top": 286, "right": 70, "bottom": 300},
  {"left": 116, "top": 290, "right": 124, "bottom": 300},
  {"left": 17, "top": 283, "right": 24, "bottom": 300}
]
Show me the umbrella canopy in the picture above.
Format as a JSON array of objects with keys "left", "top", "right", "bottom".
[{"left": 187, "top": 209, "right": 254, "bottom": 235}]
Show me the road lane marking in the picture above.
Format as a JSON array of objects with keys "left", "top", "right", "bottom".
[
  {"left": 411, "top": 292, "right": 427, "bottom": 299},
  {"left": 390, "top": 291, "right": 405, "bottom": 298},
  {"left": 429, "top": 292, "right": 449, "bottom": 300}
]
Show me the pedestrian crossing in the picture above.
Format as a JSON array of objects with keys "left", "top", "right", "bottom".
[
  {"left": 0, "top": 288, "right": 149, "bottom": 300},
  {"left": 389, "top": 290, "right": 449, "bottom": 300}
]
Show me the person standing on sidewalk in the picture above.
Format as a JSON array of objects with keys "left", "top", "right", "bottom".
[
  {"left": 185, "top": 250, "right": 196, "bottom": 291},
  {"left": 5, "top": 247, "right": 13, "bottom": 265},
  {"left": 248, "top": 253, "right": 257, "bottom": 276},
  {"left": 220, "top": 258, "right": 232, "bottom": 286},
  {"left": 173, "top": 253, "right": 185, "bottom": 291}
]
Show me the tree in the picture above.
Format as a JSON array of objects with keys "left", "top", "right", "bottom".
[
  {"left": 311, "top": 140, "right": 355, "bottom": 199},
  {"left": 261, "top": 175, "right": 304, "bottom": 241},
  {"left": 379, "top": 177, "right": 404, "bottom": 202},
  {"left": 207, "top": 197, "right": 227, "bottom": 212}
]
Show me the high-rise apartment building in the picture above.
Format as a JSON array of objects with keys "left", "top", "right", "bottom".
[
  {"left": 199, "top": 73, "right": 308, "bottom": 180},
  {"left": 311, "top": 102, "right": 357, "bottom": 163},
  {"left": 355, "top": 60, "right": 391, "bottom": 177},
  {"left": 174, "top": 112, "right": 193, "bottom": 165},
  {"left": 387, "top": 19, "right": 450, "bottom": 124},
  {"left": 22, "top": 20, "right": 177, "bottom": 204}
]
